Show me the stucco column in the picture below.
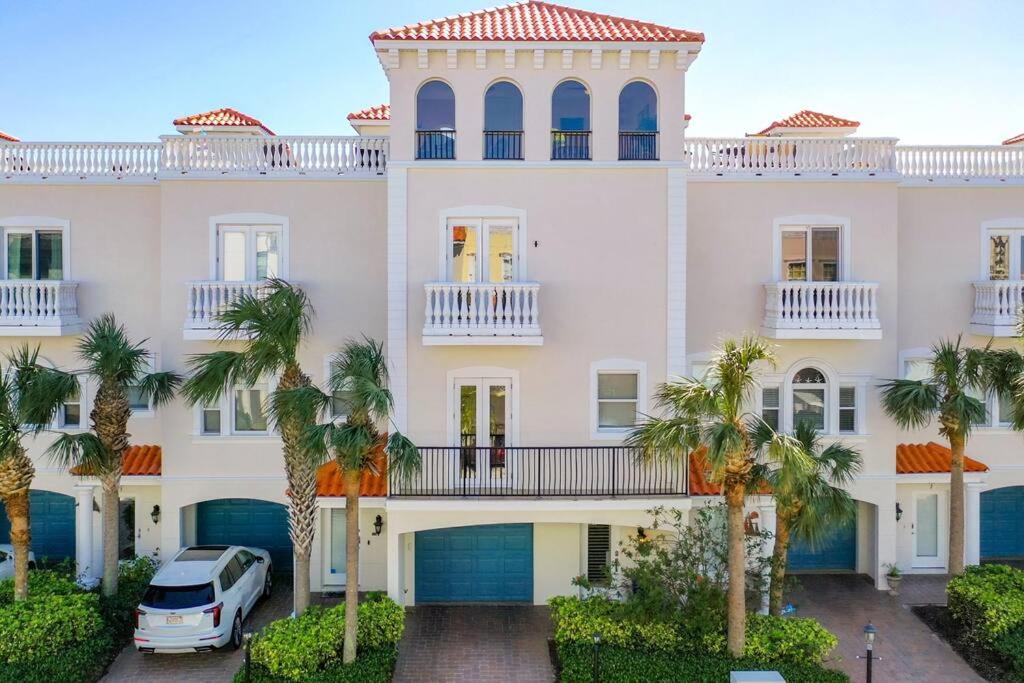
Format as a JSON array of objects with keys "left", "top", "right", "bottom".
[
  {"left": 757, "top": 500, "right": 777, "bottom": 615},
  {"left": 74, "top": 484, "right": 96, "bottom": 582},
  {"left": 875, "top": 500, "right": 897, "bottom": 590},
  {"left": 386, "top": 525, "right": 403, "bottom": 604},
  {"left": 966, "top": 483, "right": 984, "bottom": 566}
]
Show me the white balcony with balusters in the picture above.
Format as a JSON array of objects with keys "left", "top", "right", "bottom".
[
  {"left": 762, "top": 281, "right": 881, "bottom": 339},
  {"left": 0, "top": 280, "right": 81, "bottom": 335},
  {"left": 423, "top": 282, "right": 542, "bottom": 345},
  {"left": 970, "top": 280, "right": 1024, "bottom": 337},
  {"left": 184, "top": 280, "right": 271, "bottom": 340}
]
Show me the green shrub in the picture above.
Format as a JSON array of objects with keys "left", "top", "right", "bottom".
[
  {"left": 555, "top": 643, "right": 849, "bottom": 683},
  {"left": 100, "top": 556, "right": 162, "bottom": 641},
  {"left": 948, "top": 564, "right": 1024, "bottom": 646},
  {"left": 549, "top": 595, "right": 686, "bottom": 652},
  {"left": 0, "top": 569, "right": 83, "bottom": 605},
  {"left": 994, "top": 625, "right": 1024, "bottom": 679},
  {"left": 249, "top": 596, "right": 405, "bottom": 681},
  {"left": 0, "top": 592, "right": 112, "bottom": 683},
  {"left": 234, "top": 648, "right": 398, "bottom": 683},
  {"left": 744, "top": 613, "right": 838, "bottom": 664}
]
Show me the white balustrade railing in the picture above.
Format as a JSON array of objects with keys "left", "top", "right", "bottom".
[
  {"left": 0, "top": 280, "right": 80, "bottom": 328},
  {"left": 160, "top": 135, "right": 388, "bottom": 177},
  {"left": 686, "top": 137, "right": 898, "bottom": 175},
  {"left": 764, "top": 281, "right": 880, "bottom": 331},
  {"left": 423, "top": 282, "right": 541, "bottom": 338},
  {"left": 185, "top": 281, "right": 267, "bottom": 330},
  {"left": 971, "top": 281, "right": 1024, "bottom": 331},
  {"left": 1, "top": 142, "right": 161, "bottom": 178},
  {"left": 897, "top": 146, "right": 1024, "bottom": 179}
]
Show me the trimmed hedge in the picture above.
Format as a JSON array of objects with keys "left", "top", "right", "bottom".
[
  {"left": 245, "top": 594, "right": 404, "bottom": 682},
  {"left": 234, "top": 648, "right": 397, "bottom": 683},
  {"left": 948, "top": 564, "right": 1024, "bottom": 646},
  {"left": 0, "top": 569, "right": 82, "bottom": 605}
]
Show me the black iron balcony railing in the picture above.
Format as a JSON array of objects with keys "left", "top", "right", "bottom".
[
  {"left": 619, "top": 132, "right": 659, "bottom": 161},
  {"left": 390, "top": 446, "right": 687, "bottom": 497},
  {"left": 551, "top": 131, "right": 591, "bottom": 160},
  {"left": 416, "top": 130, "right": 456, "bottom": 160},
  {"left": 484, "top": 131, "right": 524, "bottom": 160}
]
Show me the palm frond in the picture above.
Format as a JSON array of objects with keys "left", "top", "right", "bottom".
[
  {"left": 879, "top": 378, "right": 939, "bottom": 429},
  {"left": 624, "top": 415, "right": 700, "bottom": 463},
  {"left": 16, "top": 363, "right": 81, "bottom": 433},
  {"left": 298, "top": 422, "right": 338, "bottom": 463},
  {"left": 329, "top": 422, "right": 379, "bottom": 472},
  {"left": 77, "top": 313, "right": 149, "bottom": 383},
  {"left": 269, "top": 386, "right": 331, "bottom": 433},
  {"left": 386, "top": 431, "right": 421, "bottom": 484},
  {"left": 182, "top": 351, "right": 251, "bottom": 407},
  {"left": 329, "top": 338, "right": 393, "bottom": 425},
  {"left": 941, "top": 392, "right": 987, "bottom": 438},
  {"left": 214, "top": 280, "right": 311, "bottom": 376},
  {"left": 46, "top": 432, "right": 110, "bottom": 474},
  {"left": 136, "top": 371, "right": 182, "bottom": 408},
  {"left": 816, "top": 441, "right": 862, "bottom": 488}
]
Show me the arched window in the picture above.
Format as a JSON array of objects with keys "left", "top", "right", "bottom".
[
  {"left": 618, "top": 81, "right": 658, "bottom": 160},
  {"left": 484, "top": 81, "right": 524, "bottom": 160},
  {"left": 792, "top": 367, "right": 827, "bottom": 431},
  {"left": 416, "top": 80, "right": 456, "bottom": 159},
  {"left": 551, "top": 80, "right": 591, "bottom": 160}
]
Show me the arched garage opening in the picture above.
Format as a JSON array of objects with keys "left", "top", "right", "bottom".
[
  {"left": 190, "top": 498, "right": 292, "bottom": 571},
  {"left": 0, "top": 490, "right": 75, "bottom": 563},
  {"left": 981, "top": 486, "right": 1024, "bottom": 564},
  {"left": 787, "top": 499, "right": 875, "bottom": 574}
]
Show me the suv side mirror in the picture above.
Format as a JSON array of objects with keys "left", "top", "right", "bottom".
[{"left": 255, "top": 556, "right": 265, "bottom": 564}]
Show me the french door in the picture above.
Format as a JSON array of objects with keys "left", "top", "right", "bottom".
[
  {"left": 217, "top": 225, "right": 281, "bottom": 281},
  {"left": 447, "top": 219, "right": 518, "bottom": 283},
  {"left": 453, "top": 378, "right": 512, "bottom": 489},
  {"left": 913, "top": 491, "right": 948, "bottom": 568}
]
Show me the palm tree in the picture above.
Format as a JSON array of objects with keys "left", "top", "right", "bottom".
[
  {"left": 22, "top": 315, "right": 180, "bottom": 596},
  {"left": 626, "top": 336, "right": 810, "bottom": 656},
  {"left": 880, "top": 337, "right": 988, "bottom": 576},
  {"left": 181, "top": 279, "right": 322, "bottom": 615},
  {"left": 273, "top": 337, "right": 419, "bottom": 664},
  {"left": 751, "top": 421, "right": 861, "bottom": 615}
]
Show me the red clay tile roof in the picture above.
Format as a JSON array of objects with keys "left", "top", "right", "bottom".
[
  {"left": 172, "top": 108, "right": 275, "bottom": 135},
  {"left": 756, "top": 110, "right": 859, "bottom": 136},
  {"left": 316, "top": 458, "right": 387, "bottom": 497},
  {"left": 1004, "top": 132, "right": 1024, "bottom": 146},
  {"left": 371, "top": 1, "right": 704, "bottom": 43},
  {"left": 71, "top": 444, "right": 162, "bottom": 477},
  {"left": 347, "top": 104, "right": 390, "bottom": 122},
  {"left": 896, "top": 442, "right": 988, "bottom": 474},
  {"left": 0, "top": 130, "right": 18, "bottom": 142},
  {"left": 688, "top": 447, "right": 771, "bottom": 496}
]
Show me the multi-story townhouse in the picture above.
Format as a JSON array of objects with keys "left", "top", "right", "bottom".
[{"left": 1, "top": 1, "right": 1023, "bottom": 606}]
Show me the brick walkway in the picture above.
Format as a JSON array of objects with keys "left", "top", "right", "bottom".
[
  {"left": 789, "top": 574, "right": 982, "bottom": 683},
  {"left": 393, "top": 605, "right": 554, "bottom": 683},
  {"left": 102, "top": 580, "right": 293, "bottom": 683}
]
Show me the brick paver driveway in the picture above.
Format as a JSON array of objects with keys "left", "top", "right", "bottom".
[
  {"left": 790, "top": 574, "right": 982, "bottom": 683},
  {"left": 393, "top": 605, "right": 554, "bottom": 683},
  {"left": 102, "top": 578, "right": 292, "bottom": 683}
]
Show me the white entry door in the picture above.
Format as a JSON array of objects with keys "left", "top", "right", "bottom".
[
  {"left": 913, "top": 491, "right": 948, "bottom": 568},
  {"left": 453, "top": 378, "right": 512, "bottom": 489}
]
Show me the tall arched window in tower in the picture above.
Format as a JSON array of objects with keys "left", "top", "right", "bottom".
[
  {"left": 551, "top": 80, "right": 591, "bottom": 160},
  {"left": 484, "top": 81, "right": 524, "bottom": 160},
  {"left": 618, "top": 81, "right": 658, "bottom": 160},
  {"left": 416, "top": 80, "right": 456, "bottom": 159}
]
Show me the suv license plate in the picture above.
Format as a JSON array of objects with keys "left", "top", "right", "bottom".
[{"left": 166, "top": 615, "right": 183, "bottom": 625}]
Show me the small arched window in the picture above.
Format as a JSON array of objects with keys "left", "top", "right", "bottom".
[
  {"left": 792, "top": 367, "right": 827, "bottom": 431},
  {"left": 484, "top": 82, "right": 524, "bottom": 160},
  {"left": 416, "top": 80, "right": 456, "bottom": 160},
  {"left": 551, "top": 80, "right": 591, "bottom": 160},
  {"left": 618, "top": 82, "right": 658, "bottom": 160}
]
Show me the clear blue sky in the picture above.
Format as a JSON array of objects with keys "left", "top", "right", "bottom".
[{"left": 2, "top": 0, "right": 1021, "bottom": 144}]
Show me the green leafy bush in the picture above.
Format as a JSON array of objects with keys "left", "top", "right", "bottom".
[
  {"left": 744, "top": 613, "right": 838, "bottom": 664},
  {"left": 0, "top": 592, "right": 112, "bottom": 683},
  {"left": 555, "top": 643, "right": 849, "bottom": 683},
  {"left": 948, "top": 564, "right": 1024, "bottom": 646},
  {"left": 234, "top": 648, "right": 397, "bottom": 683},
  {"left": 994, "top": 625, "right": 1024, "bottom": 679},
  {"left": 100, "top": 556, "right": 161, "bottom": 641},
  {"left": 248, "top": 596, "right": 405, "bottom": 681},
  {"left": 0, "top": 569, "right": 83, "bottom": 605}
]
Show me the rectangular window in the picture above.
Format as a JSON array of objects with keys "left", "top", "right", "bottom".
[
  {"left": 904, "top": 359, "right": 931, "bottom": 381},
  {"left": 587, "top": 524, "right": 611, "bottom": 585},
  {"left": 218, "top": 225, "right": 282, "bottom": 281},
  {"left": 761, "top": 386, "right": 780, "bottom": 431},
  {"left": 597, "top": 372, "right": 639, "bottom": 429},
  {"left": 126, "top": 386, "right": 150, "bottom": 412},
  {"left": 998, "top": 392, "right": 1015, "bottom": 427},
  {"left": 330, "top": 509, "right": 347, "bottom": 577},
  {"left": 201, "top": 403, "right": 222, "bottom": 435},
  {"left": 987, "top": 230, "right": 1024, "bottom": 281},
  {"left": 233, "top": 386, "right": 268, "bottom": 433},
  {"left": 780, "top": 226, "right": 840, "bottom": 282},
  {"left": 792, "top": 385, "right": 826, "bottom": 431},
  {"left": 4, "top": 229, "right": 64, "bottom": 280},
  {"left": 62, "top": 384, "right": 81, "bottom": 428},
  {"left": 446, "top": 219, "right": 518, "bottom": 283},
  {"left": 839, "top": 386, "right": 857, "bottom": 434}
]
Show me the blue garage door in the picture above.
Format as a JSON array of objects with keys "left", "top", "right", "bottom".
[
  {"left": 0, "top": 490, "right": 75, "bottom": 562},
  {"left": 416, "top": 524, "right": 533, "bottom": 602},
  {"left": 982, "top": 487, "right": 1024, "bottom": 560},
  {"left": 196, "top": 499, "right": 292, "bottom": 571},
  {"left": 787, "top": 516, "right": 856, "bottom": 572}
]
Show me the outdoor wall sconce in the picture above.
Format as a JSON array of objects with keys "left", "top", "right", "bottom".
[
  {"left": 373, "top": 514, "right": 384, "bottom": 536},
  {"left": 895, "top": 502, "right": 903, "bottom": 522},
  {"left": 151, "top": 505, "right": 161, "bottom": 525}
]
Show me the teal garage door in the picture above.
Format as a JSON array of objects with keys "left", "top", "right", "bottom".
[
  {"left": 196, "top": 499, "right": 292, "bottom": 571},
  {"left": 787, "top": 516, "right": 856, "bottom": 572},
  {"left": 0, "top": 490, "right": 75, "bottom": 562},
  {"left": 416, "top": 524, "right": 533, "bottom": 602},
  {"left": 981, "top": 487, "right": 1024, "bottom": 561}
]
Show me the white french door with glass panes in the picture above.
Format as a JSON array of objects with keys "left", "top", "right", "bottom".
[
  {"left": 453, "top": 378, "right": 512, "bottom": 488},
  {"left": 780, "top": 226, "right": 841, "bottom": 282},
  {"left": 987, "top": 230, "right": 1024, "bottom": 280},
  {"left": 447, "top": 219, "right": 518, "bottom": 283},
  {"left": 218, "top": 225, "right": 281, "bottom": 281},
  {"left": 913, "top": 491, "right": 948, "bottom": 568},
  {"left": 4, "top": 228, "right": 64, "bottom": 280}
]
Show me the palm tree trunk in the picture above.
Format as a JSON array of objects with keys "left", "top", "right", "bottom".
[
  {"left": 949, "top": 431, "right": 966, "bottom": 575},
  {"left": 4, "top": 489, "right": 30, "bottom": 601},
  {"left": 725, "top": 481, "right": 747, "bottom": 656},
  {"left": 100, "top": 474, "right": 120, "bottom": 596},
  {"left": 768, "top": 512, "right": 791, "bottom": 617},
  {"left": 342, "top": 469, "right": 360, "bottom": 665}
]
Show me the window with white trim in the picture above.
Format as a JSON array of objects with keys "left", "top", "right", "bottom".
[
  {"left": 1, "top": 225, "right": 67, "bottom": 281},
  {"left": 586, "top": 524, "right": 611, "bottom": 585},
  {"left": 838, "top": 386, "right": 857, "bottom": 434},
  {"left": 761, "top": 386, "right": 780, "bottom": 431},
  {"left": 200, "top": 401, "right": 222, "bottom": 435},
  {"left": 446, "top": 218, "right": 519, "bottom": 283},
  {"left": 125, "top": 356, "right": 158, "bottom": 417},
  {"left": 986, "top": 227, "right": 1024, "bottom": 280},
  {"left": 590, "top": 360, "right": 647, "bottom": 439},
  {"left": 217, "top": 225, "right": 282, "bottom": 281},
  {"left": 325, "top": 358, "right": 354, "bottom": 421},
  {"left": 194, "top": 378, "right": 275, "bottom": 436},
  {"left": 779, "top": 226, "right": 841, "bottom": 282},
  {"left": 59, "top": 381, "right": 82, "bottom": 429},
  {"left": 792, "top": 367, "right": 827, "bottom": 431}
]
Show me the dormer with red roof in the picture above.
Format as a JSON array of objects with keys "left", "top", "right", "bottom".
[
  {"left": 0, "top": 130, "right": 19, "bottom": 143},
  {"left": 1004, "top": 132, "right": 1024, "bottom": 146},
  {"left": 750, "top": 110, "right": 860, "bottom": 138},
  {"left": 172, "top": 107, "right": 275, "bottom": 136},
  {"left": 347, "top": 104, "right": 390, "bottom": 136}
]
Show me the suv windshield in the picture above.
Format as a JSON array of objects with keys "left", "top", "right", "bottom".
[{"left": 142, "top": 583, "right": 216, "bottom": 610}]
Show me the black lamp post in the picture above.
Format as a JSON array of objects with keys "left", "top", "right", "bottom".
[{"left": 863, "top": 622, "right": 877, "bottom": 683}]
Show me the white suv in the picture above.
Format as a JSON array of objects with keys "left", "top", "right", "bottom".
[{"left": 134, "top": 545, "right": 273, "bottom": 653}]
